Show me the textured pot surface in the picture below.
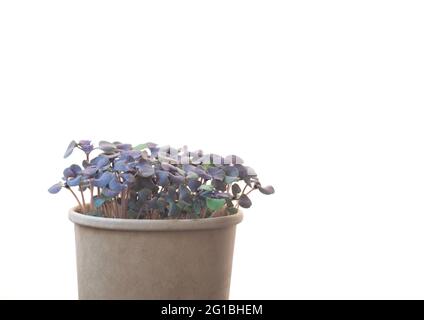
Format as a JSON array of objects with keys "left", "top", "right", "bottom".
[{"left": 69, "top": 209, "right": 243, "bottom": 300}]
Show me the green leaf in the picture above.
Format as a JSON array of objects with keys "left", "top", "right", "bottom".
[
  {"left": 177, "top": 201, "right": 191, "bottom": 211},
  {"left": 93, "top": 196, "right": 106, "bottom": 208},
  {"left": 224, "top": 176, "right": 239, "bottom": 184},
  {"left": 134, "top": 143, "right": 148, "bottom": 151},
  {"left": 206, "top": 198, "right": 226, "bottom": 212},
  {"left": 168, "top": 201, "right": 180, "bottom": 217},
  {"left": 198, "top": 184, "right": 214, "bottom": 192},
  {"left": 201, "top": 164, "right": 212, "bottom": 170},
  {"left": 226, "top": 207, "right": 238, "bottom": 215},
  {"left": 157, "top": 197, "right": 166, "bottom": 213},
  {"left": 193, "top": 200, "right": 202, "bottom": 215},
  {"left": 186, "top": 171, "right": 199, "bottom": 180},
  {"left": 175, "top": 167, "right": 186, "bottom": 176}
]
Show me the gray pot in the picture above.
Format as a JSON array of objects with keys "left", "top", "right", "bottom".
[{"left": 69, "top": 208, "right": 243, "bottom": 299}]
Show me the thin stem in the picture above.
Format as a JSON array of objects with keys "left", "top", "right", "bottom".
[
  {"left": 106, "top": 203, "right": 110, "bottom": 218},
  {"left": 236, "top": 184, "right": 249, "bottom": 209},
  {"left": 67, "top": 187, "right": 83, "bottom": 211},
  {"left": 117, "top": 199, "right": 121, "bottom": 218},
  {"left": 106, "top": 202, "right": 112, "bottom": 218},
  {"left": 113, "top": 199, "right": 119, "bottom": 218},
  {"left": 200, "top": 207, "right": 206, "bottom": 219},
  {"left": 120, "top": 189, "right": 127, "bottom": 219},
  {"left": 109, "top": 203, "right": 114, "bottom": 218},
  {"left": 90, "top": 181, "right": 94, "bottom": 211},
  {"left": 124, "top": 189, "right": 127, "bottom": 218},
  {"left": 137, "top": 205, "right": 144, "bottom": 219},
  {"left": 80, "top": 189, "right": 86, "bottom": 213},
  {"left": 246, "top": 188, "right": 255, "bottom": 196},
  {"left": 125, "top": 189, "right": 130, "bottom": 217}
]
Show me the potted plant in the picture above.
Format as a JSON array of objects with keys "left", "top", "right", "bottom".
[{"left": 49, "top": 140, "right": 274, "bottom": 299}]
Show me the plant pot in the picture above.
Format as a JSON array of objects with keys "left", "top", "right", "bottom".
[{"left": 68, "top": 208, "right": 243, "bottom": 300}]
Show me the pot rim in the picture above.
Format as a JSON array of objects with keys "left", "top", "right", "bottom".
[{"left": 68, "top": 207, "right": 243, "bottom": 231}]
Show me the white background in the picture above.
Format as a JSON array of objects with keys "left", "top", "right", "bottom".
[{"left": 0, "top": 1, "right": 423, "bottom": 299}]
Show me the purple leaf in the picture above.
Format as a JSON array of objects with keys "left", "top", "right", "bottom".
[
  {"left": 102, "top": 188, "right": 120, "bottom": 197},
  {"left": 91, "top": 155, "right": 109, "bottom": 169},
  {"left": 188, "top": 179, "right": 201, "bottom": 192},
  {"left": 138, "top": 177, "right": 156, "bottom": 190},
  {"left": 64, "top": 140, "right": 77, "bottom": 158},
  {"left": 114, "top": 160, "right": 130, "bottom": 172},
  {"left": 79, "top": 140, "right": 91, "bottom": 146},
  {"left": 238, "top": 194, "right": 252, "bottom": 208},
  {"left": 192, "top": 154, "right": 211, "bottom": 165},
  {"left": 207, "top": 167, "right": 225, "bottom": 181},
  {"left": 235, "top": 164, "right": 247, "bottom": 178},
  {"left": 48, "top": 182, "right": 62, "bottom": 194},
  {"left": 155, "top": 170, "right": 170, "bottom": 187},
  {"left": 92, "top": 172, "right": 113, "bottom": 188},
  {"left": 245, "top": 166, "right": 257, "bottom": 176},
  {"left": 149, "top": 147, "right": 160, "bottom": 158},
  {"left": 161, "top": 163, "right": 177, "bottom": 172},
  {"left": 138, "top": 188, "right": 152, "bottom": 201},
  {"left": 194, "top": 167, "right": 211, "bottom": 180},
  {"left": 214, "top": 192, "right": 233, "bottom": 199},
  {"left": 109, "top": 175, "right": 125, "bottom": 192},
  {"left": 121, "top": 173, "right": 135, "bottom": 184},
  {"left": 169, "top": 174, "right": 185, "bottom": 184},
  {"left": 137, "top": 163, "right": 155, "bottom": 177},
  {"left": 223, "top": 166, "right": 239, "bottom": 177},
  {"left": 179, "top": 185, "right": 192, "bottom": 203},
  {"left": 210, "top": 154, "right": 224, "bottom": 165},
  {"left": 259, "top": 185, "right": 275, "bottom": 195},
  {"left": 224, "top": 155, "right": 244, "bottom": 165},
  {"left": 116, "top": 143, "right": 132, "bottom": 150},
  {"left": 182, "top": 164, "right": 197, "bottom": 172},
  {"left": 67, "top": 175, "right": 82, "bottom": 187},
  {"left": 79, "top": 140, "right": 94, "bottom": 154},
  {"left": 82, "top": 166, "right": 98, "bottom": 177},
  {"left": 99, "top": 141, "right": 117, "bottom": 153},
  {"left": 120, "top": 150, "right": 142, "bottom": 160},
  {"left": 212, "top": 179, "right": 227, "bottom": 191},
  {"left": 63, "top": 167, "right": 76, "bottom": 179},
  {"left": 232, "top": 183, "right": 241, "bottom": 195},
  {"left": 70, "top": 164, "right": 82, "bottom": 175}
]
